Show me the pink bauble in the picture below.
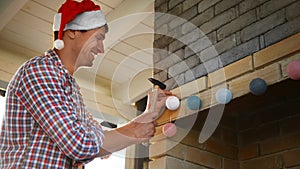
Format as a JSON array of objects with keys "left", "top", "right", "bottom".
[
  {"left": 286, "top": 61, "right": 300, "bottom": 80},
  {"left": 162, "top": 123, "right": 177, "bottom": 137}
]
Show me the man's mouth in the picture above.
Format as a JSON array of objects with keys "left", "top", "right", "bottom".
[
  {"left": 90, "top": 47, "right": 101, "bottom": 58},
  {"left": 91, "top": 51, "right": 98, "bottom": 59}
]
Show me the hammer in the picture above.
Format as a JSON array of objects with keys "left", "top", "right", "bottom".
[
  {"left": 141, "top": 78, "right": 166, "bottom": 146},
  {"left": 148, "top": 78, "right": 167, "bottom": 114},
  {"left": 148, "top": 78, "right": 166, "bottom": 90}
]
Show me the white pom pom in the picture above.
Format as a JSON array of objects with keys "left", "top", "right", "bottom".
[
  {"left": 54, "top": 39, "right": 64, "bottom": 50},
  {"left": 165, "top": 96, "right": 180, "bottom": 110}
]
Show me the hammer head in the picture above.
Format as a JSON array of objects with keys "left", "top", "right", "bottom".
[{"left": 148, "top": 78, "right": 166, "bottom": 90}]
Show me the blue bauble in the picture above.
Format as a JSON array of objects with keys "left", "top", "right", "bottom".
[
  {"left": 216, "top": 88, "right": 232, "bottom": 104},
  {"left": 186, "top": 95, "right": 202, "bottom": 110},
  {"left": 249, "top": 78, "right": 267, "bottom": 96}
]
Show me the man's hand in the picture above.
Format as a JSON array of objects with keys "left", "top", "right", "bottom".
[
  {"left": 145, "top": 88, "right": 173, "bottom": 119},
  {"left": 98, "top": 89, "right": 173, "bottom": 156},
  {"left": 123, "top": 88, "right": 172, "bottom": 143}
]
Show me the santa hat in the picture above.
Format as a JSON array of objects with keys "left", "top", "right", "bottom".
[{"left": 53, "top": 0, "right": 106, "bottom": 50}]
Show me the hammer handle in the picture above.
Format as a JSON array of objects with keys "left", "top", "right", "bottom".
[{"left": 149, "top": 85, "right": 159, "bottom": 113}]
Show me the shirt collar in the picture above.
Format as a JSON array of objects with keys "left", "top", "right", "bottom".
[{"left": 44, "top": 49, "right": 75, "bottom": 82}]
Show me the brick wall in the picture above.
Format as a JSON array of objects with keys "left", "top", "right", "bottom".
[
  {"left": 236, "top": 79, "right": 300, "bottom": 169},
  {"left": 150, "top": 111, "right": 239, "bottom": 169},
  {"left": 150, "top": 0, "right": 300, "bottom": 168},
  {"left": 153, "top": 0, "right": 300, "bottom": 89},
  {"left": 149, "top": 78, "right": 300, "bottom": 169}
]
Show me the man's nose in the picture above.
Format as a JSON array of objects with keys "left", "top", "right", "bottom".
[{"left": 97, "top": 41, "right": 104, "bottom": 53}]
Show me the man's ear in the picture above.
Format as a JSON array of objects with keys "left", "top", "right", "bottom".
[{"left": 65, "top": 30, "right": 76, "bottom": 39}]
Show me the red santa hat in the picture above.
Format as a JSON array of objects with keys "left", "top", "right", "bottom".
[{"left": 53, "top": 0, "right": 106, "bottom": 50}]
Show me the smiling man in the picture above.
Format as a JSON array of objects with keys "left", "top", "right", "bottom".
[{"left": 0, "top": 0, "right": 171, "bottom": 168}]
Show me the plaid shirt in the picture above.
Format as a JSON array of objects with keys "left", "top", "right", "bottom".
[{"left": 0, "top": 49, "right": 104, "bottom": 168}]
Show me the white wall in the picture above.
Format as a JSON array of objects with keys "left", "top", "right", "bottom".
[
  {"left": 0, "top": 96, "right": 5, "bottom": 128},
  {"left": 85, "top": 126, "right": 126, "bottom": 169}
]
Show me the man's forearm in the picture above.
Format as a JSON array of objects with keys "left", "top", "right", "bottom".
[{"left": 97, "top": 124, "right": 140, "bottom": 157}]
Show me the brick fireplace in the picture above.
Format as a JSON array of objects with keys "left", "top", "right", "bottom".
[
  {"left": 148, "top": 0, "right": 300, "bottom": 168},
  {"left": 149, "top": 79, "right": 300, "bottom": 169}
]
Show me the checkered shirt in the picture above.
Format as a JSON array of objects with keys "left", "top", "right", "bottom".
[{"left": 0, "top": 49, "right": 104, "bottom": 168}]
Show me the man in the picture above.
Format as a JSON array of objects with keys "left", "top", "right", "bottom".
[{"left": 0, "top": 0, "right": 171, "bottom": 168}]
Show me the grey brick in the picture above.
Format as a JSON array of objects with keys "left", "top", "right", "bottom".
[
  {"left": 186, "top": 54, "right": 201, "bottom": 68},
  {"left": 179, "top": 29, "right": 203, "bottom": 46},
  {"left": 200, "top": 7, "right": 236, "bottom": 34},
  {"left": 169, "top": 40, "right": 185, "bottom": 53},
  {"left": 185, "top": 63, "right": 207, "bottom": 82},
  {"left": 164, "top": 77, "right": 177, "bottom": 90},
  {"left": 189, "top": 7, "right": 214, "bottom": 28},
  {"left": 207, "top": 31, "right": 217, "bottom": 44},
  {"left": 236, "top": 31, "right": 242, "bottom": 45},
  {"left": 155, "top": 2, "right": 168, "bottom": 13},
  {"left": 203, "top": 57, "right": 221, "bottom": 73},
  {"left": 260, "top": 0, "right": 297, "bottom": 18},
  {"left": 241, "top": 9, "right": 285, "bottom": 42},
  {"left": 154, "top": 70, "right": 168, "bottom": 82},
  {"left": 169, "top": 4, "right": 183, "bottom": 16},
  {"left": 155, "top": 14, "right": 171, "bottom": 30},
  {"left": 286, "top": 0, "right": 300, "bottom": 21},
  {"left": 264, "top": 15, "right": 300, "bottom": 47},
  {"left": 169, "top": 0, "right": 184, "bottom": 9},
  {"left": 217, "top": 9, "right": 256, "bottom": 40},
  {"left": 155, "top": 51, "right": 182, "bottom": 70},
  {"left": 184, "top": 46, "right": 198, "bottom": 59},
  {"left": 198, "top": 0, "right": 221, "bottom": 13},
  {"left": 156, "top": 24, "right": 168, "bottom": 37},
  {"left": 182, "top": 22, "right": 201, "bottom": 36},
  {"left": 215, "top": 0, "right": 242, "bottom": 15},
  {"left": 168, "top": 59, "right": 190, "bottom": 77},
  {"left": 200, "top": 45, "right": 218, "bottom": 62},
  {"left": 188, "top": 35, "right": 213, "bottom": 54},
  {"left": 180, "top": 5, "right": 198, "bottom": 21},
  {"left": 235, "top": 5, "right": 239, "bottom": 17},
  {"left": 184, "top": 69, "right": 196, "bottom": 83},
  {"left": 256, "top": 6, "right": 261, "bottom": 20},
  {"left": 220, "top": 37, "right": 259, "bottom": 67},
  {"left": 168, "top": 17, "right": 186, "bottom": 30},
  {"left": 175, "top": 48, "right": 186, "bottom": 60},
  {"left": 259, "top": 35, "right": 265, "bottom": 49},
  {"left": 183, "top": 0, "right": 201, "bottom": 11},
  {"left": 239, "top": 0, "right": 268, "bottom": 14},
  {"left": 173, "top": 73, "right": 185, "bottom": 87},
  {"left": 215, "top": 34, "right": 237, "bottom": 54},
  {"left": 168, "top": 26, "right": 182, "bottom": 39},
  {"left": 153, "top": 48, "right": 168, "bottom": 64},
  {"left": 156, "top": 0, "right": 168, "bottom": 8},
  {"left": 153, "top": 35, "right": 173, "bottom": 49},
  {"left": 181, "top": 23, "right": 194, "bottom": 36}
]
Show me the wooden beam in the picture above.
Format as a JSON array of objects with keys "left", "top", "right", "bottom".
[{"left": 0, "top": 0, "right": 29, "bottom": 31}]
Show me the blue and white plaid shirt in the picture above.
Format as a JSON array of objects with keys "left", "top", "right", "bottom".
[{"left": 0, "top": 49, "right": 104, "bottom": 168}]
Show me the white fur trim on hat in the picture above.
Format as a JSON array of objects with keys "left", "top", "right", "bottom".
[{"left": 53, "top": 10, "right": 106, "bottom": 31}]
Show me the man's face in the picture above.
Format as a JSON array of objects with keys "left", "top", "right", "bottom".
[{"left": 76, "top": 26, "right": 106, "bottom": 68}]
